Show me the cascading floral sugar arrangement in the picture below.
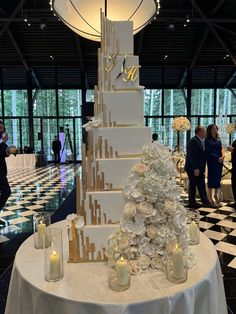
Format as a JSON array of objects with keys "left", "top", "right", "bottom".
[{"left": 107, "top": 142, "right": 188, "bottom": 275}]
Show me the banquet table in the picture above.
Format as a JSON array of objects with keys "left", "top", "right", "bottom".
[
  {"left": 6, "top": 154, "right": 36, "bottom": 169},
  {"left": 5, "top": 220, "right": 227, "bottom": 314}
]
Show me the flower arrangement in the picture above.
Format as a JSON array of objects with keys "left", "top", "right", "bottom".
[
  {"left": 225, "top": 123, "right": 236, "bottom": 135},
  {"left": 107, "top": 142, "right": 188, "bottom": 275},
  {"left": 172, "top": 117, "right": 191, "bottom": 131}
]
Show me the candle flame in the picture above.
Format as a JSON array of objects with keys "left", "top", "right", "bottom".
[
  {"left": 40, "top": 220, "right": 43, "bottom": 224},
  {"left": 53, "top": 250, "right": 57, "bottom": 256},
  {"left": 120, "top": 256, "right": 124, "bottom": 262},
  {"left": 175, "top": 243, "right": 179, "bottom": 250}
]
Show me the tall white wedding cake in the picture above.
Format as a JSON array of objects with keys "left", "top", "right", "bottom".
[
  {"left": 68, "top": 14, "right": 189, "bottom": 268},
  {"left": 68, "top": 14, "right": 152, "bottom": 262}
]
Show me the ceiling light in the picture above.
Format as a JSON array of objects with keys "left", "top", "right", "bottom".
[{"left": 51, "top": 0, "right": 160, "bottom": 41}]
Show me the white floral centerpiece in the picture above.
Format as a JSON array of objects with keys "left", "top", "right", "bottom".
[
  {"left": 225, "top": 123, "right": 236, "bottom": 135},
  {"left": 107, "top": 142, "right": 188, "bottom": 275},
  {"left": 172, "top": 117, "right": 191, "bottom": 131}
]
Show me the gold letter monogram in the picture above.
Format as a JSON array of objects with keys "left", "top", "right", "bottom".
[
  {"left": 105, "top": 53, "right": 118, "bottom": 72},
  {"left": 123, "top": 65, "right": 141, "bottom": 82}
]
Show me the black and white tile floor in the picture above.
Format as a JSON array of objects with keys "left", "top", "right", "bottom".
[
  {"left": 182, "top": 192, "right": 236, "bottom": 313},
  {"left": 0, "top": 165, "right": 76, "bottom": 246}
]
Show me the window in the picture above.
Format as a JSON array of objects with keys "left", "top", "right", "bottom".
[
  {"left": 86, "top": 89, "right": 94, "bottom": 102},
  {"left": 144, "top": 89, "right": 162, "bottom": 116},
  {"left": 164, "top": 89, "right": 186, "bottom": 116},
  {"left": 33, "top": 90, "right": 56, "bottom": 116},
  {"left": 58, "top": 89, "right": 82, "bottom": 116},
  {"left": 216, "top": 89, "right": 236, "bottom": 115},
  {"left": 191, "top": 89, "right": 214, "bottom": 116},
  {"left": 3, "top": 90, "right": 28, "bottom": 116}
]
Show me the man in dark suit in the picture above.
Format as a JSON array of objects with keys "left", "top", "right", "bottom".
[
  {"left": 227, "top": 135, "right": 236, "bottom": 208},
  {"left": 185, "top": 126, "right": 211, "bottom": 208},
  {"left": 0, "top": 121, "right": 11, "bottom": 227},
  {"left": 52, "top": 136, "right": 62, "bottom": 163}
]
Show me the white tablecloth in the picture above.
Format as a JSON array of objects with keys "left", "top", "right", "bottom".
[
  {"left": 5, "top": 221, "right": 227, "bottom": 314},
  {"left": 6, "top": 154, "right": 36, "bottom": 169}
]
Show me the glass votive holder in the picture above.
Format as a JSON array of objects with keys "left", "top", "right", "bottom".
[
  {"left": 33, "top": 212, "right": 51, "bottom": 249},
  {"left": 108, "top": 252, "right": 131, "bottom": 292},
  {"left": 186, "top": 209, "right": 200, "bottom": 245},
  {"left": 44, "top": 228, "right": 64, "bottom": 282},
  {"left": 165, "top": 238, "right": 188, "bottom": 284}
]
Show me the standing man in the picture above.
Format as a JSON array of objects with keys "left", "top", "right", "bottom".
[
  {"left": 52, "top": 136, "right": 62, "bottom": 164},
  {"left": 0, "top": 121, "right": 11, "bottom": 227},
  {"left": 227, "top": 134, "right": 236, "bottom": 208},
  {"left": 185, "top": 126, "right": 211, "bottom": 208}
]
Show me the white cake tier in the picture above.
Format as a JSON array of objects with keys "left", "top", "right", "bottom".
[
  {"left": 113, "top": 21, "right": 133, "bottom": 54},
  {"left": 95, "top": 157, "right": 140, "bottom": 189},
  {"left": 99, "top": 91, "right": 144, "bottom": 126},
  {"left": 85, "top": 190, "right": 124, "bottom": 225},
  {"left": 93, "top": 126, "right": 152, "bottom": 158},
  {"left": 79, "top": 224, "right": 120, "bottom": 261}
]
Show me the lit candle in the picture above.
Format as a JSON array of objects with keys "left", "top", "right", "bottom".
[
  {"left": 189, "top": 221, "right": 199, "bottom": 243},
  {"left": 116, "top": 256, "right": 130, "bottom": 286},
  {"left": 172, "top": 244, "right": 184, "bottom": 280},
  {"left": 38, "top": 221, "right": 46, "bottom": 249},
  {"left": 49, "top": 250, "right": 61, "bottom": 281}
]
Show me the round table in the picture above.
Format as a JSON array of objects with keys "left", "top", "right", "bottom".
[{"left": 5, "top": 221, "right": 227, "bottom": 314}]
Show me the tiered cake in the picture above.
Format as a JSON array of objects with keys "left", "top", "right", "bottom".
[{"left": 69, "top": 14, "right": 151, "bottom": 263}]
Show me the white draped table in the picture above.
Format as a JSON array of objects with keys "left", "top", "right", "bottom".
[
  {"left": 6, "top": 154, "right": 36, "bottom": 169},
  {"left": 5, "top": 221, "right": 227, "bottom": 314}
]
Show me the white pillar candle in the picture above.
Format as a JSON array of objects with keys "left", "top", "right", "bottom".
[
  {"left": 172, "top": 244, "right": 184, "bottom": 280},
  {"left": 189, "top": 221, "right": 199, "bottom": 243},
  {"left": 38, "top": 221, "right": 46, "bottom": 249},
  {"left": 49, "top": 250, "right": 61, "bottom": 280},
  {"left": 116, "top": 256, "right": 130, "bottom": 286}
]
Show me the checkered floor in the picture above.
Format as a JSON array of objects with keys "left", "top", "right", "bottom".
[
  {"left": 181, "top": 191, "right": 236, "bottom": 272},
  {"left": 0, "top": 165, "right": 77, "bottom": 244}
]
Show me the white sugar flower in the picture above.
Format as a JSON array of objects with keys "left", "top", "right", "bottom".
[
  {"left": 137, "top": 201, "right": 157, "bottom": 217},
  {"left": 131, "top": 163, "right": 150, "bottom": 175},
  {"left": 121, "top": 214, "right": 146, "bottom": 237},
  {"left": 137, "top": 255, "right": 151, "bottom": 270},
  {"left": 124, "top": 201, "right": 137, "bottom": 218},
  {"left": 147, "top": 224, "right": 158, "bottom": 239}
]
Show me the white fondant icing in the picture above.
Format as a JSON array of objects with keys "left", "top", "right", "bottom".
[
  {"left": 113, "top": 21, "right": 133, "bottom": 54},
  {"left": 99, "top": 91, "right": 144, "bottom": 125},
  {"left": 93, "top": 127, "right": 152, "bottom": 157},
  {"left": 96, "top": 158, "right": 141, "bottom": 188}
]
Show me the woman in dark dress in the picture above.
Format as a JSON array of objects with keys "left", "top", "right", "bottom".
[{"left": 205, "top": 124, "right": 224, "bottom": 206}]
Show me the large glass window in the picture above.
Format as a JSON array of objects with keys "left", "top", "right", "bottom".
[
  {"left": 216, "top": 89, "right": 236, "bottom": 115},
  {"left": 33, "top": 90, "right": 56, "bottom": 116},
  {"left": 164, "top": 89, "right": 186, "bottom": 115},
  {"left": 3, "top": 90, "right": 28, "bottom": 116},
  {"left": 86, "top": 89, "right": 94, "bottom": 102},
  {"left": 191, "top": 89, "right": 214, "bottom": 115},
  {"left": 4, "top": 118, "right": 29, "bottom": 148},
  {"left": 58, "top": 89, "right": 82, "bottom": 116}
]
